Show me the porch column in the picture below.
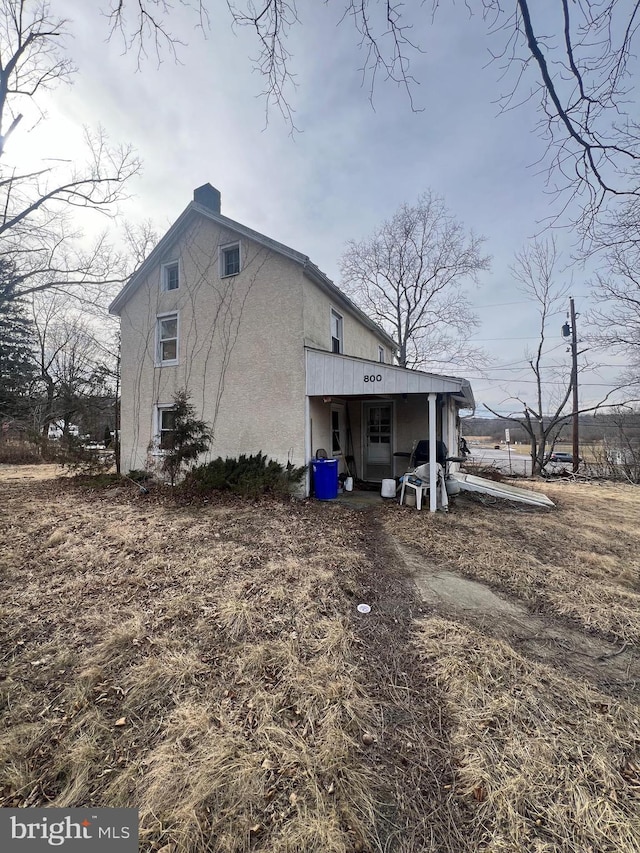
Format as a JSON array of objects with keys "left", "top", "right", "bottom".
[
  {"left": 446, "top": 399, "right": 458, "bottom": 472},
  {"left": 304, "top": 395, "right": 311, "bottom": 497},
  {"left": 428, "top": 393, "right": 437, "bottom": 512}
]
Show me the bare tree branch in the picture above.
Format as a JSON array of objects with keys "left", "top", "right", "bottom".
[
  {"left": 590, "top": 240, "right": 640, "bottom": 386},
  {"left": 340, "top": 190, "right": 489, "bottom": 370},
  {"left": 500, "top": 237, "right": 575, "bottom": 472},
  {"left": 104, "top": 0, "right": 209, "bottom": 65},
  {"left": 0, "top": 4, "right": 141, "bottom": 302}
]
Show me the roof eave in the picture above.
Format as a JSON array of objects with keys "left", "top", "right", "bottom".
[
  {"left": 304, "top": 348, "right": 474, "bottom": 401},
  {"left": 109, "top": 201, "right": 313, "bottom": 316},
  {"left": 454, "top": 380, "right": 476, "bottom": 410},
  {"left": 109, "top": 203, "right": 196, "bottom": 315},
  {"left": 302, "top": 263, "right": 396, "bottom": 349}
]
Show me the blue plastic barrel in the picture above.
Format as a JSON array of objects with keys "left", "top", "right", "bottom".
[{"left": 311, "top": 458, "right": 338, "bottom": 500}]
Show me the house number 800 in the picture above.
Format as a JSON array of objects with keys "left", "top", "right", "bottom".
[{"left": 363, "top": 374, "right": 382, "bottom": 382}]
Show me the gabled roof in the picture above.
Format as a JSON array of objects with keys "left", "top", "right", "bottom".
[{"left": 108, "top": 200, "right": 396, "bottom": 349}]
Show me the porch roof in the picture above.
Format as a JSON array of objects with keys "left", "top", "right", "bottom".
[{"left": 305, "top": 348, "right": 475, "bottom": 409}]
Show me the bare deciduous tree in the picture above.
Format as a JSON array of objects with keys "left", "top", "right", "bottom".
[
  {"left": 485, "top": 238, "right": 624, "bottom": 473},
  {"left": 600, "top": 405, "right": 640, "bottom": 484},
  {"left": 0, "top": 1, "right": 140, "bottom": 302},
  {"left": 121, "top": 219, "right": 160, "bottom": 271},
  {"left": 590, "top": 242, "right": 640, "bottom": 386},
  {"left": 340, "top": 191, "right": 489, "bottom": 370},
  {"left": 30, "top": 293, "right": 108, "bottom": 438},
  {"left": 485, "top": 239, "right": 573, "bottom": 474}
]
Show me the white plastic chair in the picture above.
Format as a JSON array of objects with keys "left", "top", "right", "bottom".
[{"left": 399, "top": 462, "right": 448, "bottom": 510}]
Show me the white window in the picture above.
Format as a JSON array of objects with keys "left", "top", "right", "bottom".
[
  {"left": 156, "top": 313, "right": 179, "bottom": 365},
  {"left": 162, "top": 261, "right": 180, "bottom": 291},
  {"left": 157, "top": 405, "right": 176, "bottom": 450},
  {"left": 331, "top": 406, "right": 345, "bottom": 456},
  {"left": 221, "top": 243, "right": 241, "bottom": 277},
  {"left": 330, "top": 309, "right": 343, "bottom": 354},
  {"left": 378, "top": 346, "right": 385, "bottom": 363}
]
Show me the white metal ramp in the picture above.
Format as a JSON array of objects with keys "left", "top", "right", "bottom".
[{"left": 450, "top": 472, "right": 555, "bottom": 508}]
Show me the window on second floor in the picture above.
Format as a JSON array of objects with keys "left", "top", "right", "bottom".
[
  {"left": 162, "top": 261, "right": 180, "bottom": 291},
  {"left": 157, "top": 313, "right": 179, "bottom": 366},
  {"left": 221, "top": 243, "right": 241, "bottom": 277},
  {"left": 378, "top": 346, "right": 385, "bottom": 363},
  {"left": 331, "top": 309, "right": 343, "bottom": 354}
]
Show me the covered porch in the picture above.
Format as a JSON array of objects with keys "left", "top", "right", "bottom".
[{"left": 304, "top": 348, "right": 475, "bottom": 511}]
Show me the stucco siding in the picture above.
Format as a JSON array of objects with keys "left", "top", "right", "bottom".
[
  {"left": 309, "top": 397, "right": 331, "bottom": 462},
  {"left": 394, "top": 398, "right": 430, "bottom": 457},
  {"left": 301, "top": 276, "right": 390, "bottom": 361},
  {"left": 308, "top": 397, "right": 352, "bottom": 480},
  {"left": 119, "top": 215, "right": 307, "bottom": 474}
]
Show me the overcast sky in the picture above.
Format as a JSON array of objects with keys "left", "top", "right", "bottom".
[{"left": 13, "top": 1, "right": 629, "bottom": 416}]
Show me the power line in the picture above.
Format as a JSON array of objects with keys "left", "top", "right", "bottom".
[
  {"left": 473, "top": 300, "right": 531, "bottom": 308},
  {"left": 470, "top": 379, "right": 622, "bottom": 387},
  {"left": 474, "top": 364, "right": 571, "bottom": 372},
  {"left": 469, "top": 336, "right": 541, "bottom": 341}
]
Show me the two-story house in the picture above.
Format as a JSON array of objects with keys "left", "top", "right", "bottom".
[{"left": 109, "top": 184, "right": 474, "bottom": 507}]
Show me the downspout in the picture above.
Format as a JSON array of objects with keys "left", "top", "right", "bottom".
[{"left": 428, "top": 393, "right": 437, "bottom": 512}]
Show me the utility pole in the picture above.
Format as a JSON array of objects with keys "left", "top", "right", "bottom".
[{"left": 569, "top": 297, "right": 579, "bottom": 473}]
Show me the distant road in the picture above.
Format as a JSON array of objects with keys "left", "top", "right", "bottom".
[{"left": 467, "top": 444, "right": 532, "bottom": 476}]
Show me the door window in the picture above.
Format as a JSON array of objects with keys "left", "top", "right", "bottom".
[{"left": 366, "top": 405, "right": 391, "bottom": 464}]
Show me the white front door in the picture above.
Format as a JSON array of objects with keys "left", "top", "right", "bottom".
[{"left": 363, "top": 402, "right": 393, "bottom": 480}]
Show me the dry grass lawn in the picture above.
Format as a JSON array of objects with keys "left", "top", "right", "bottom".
[
  {"left": 0, "top": 468, "right": 459, "bottom": 852},
  {"left": 384, "top": 480, "right": 640, "bottom": 851},
  {"left": 387, "top": 480, "right": 640, "bottom": 645},
  {"left": 1, "top": 467, "right": 639, "bottom": 852}
]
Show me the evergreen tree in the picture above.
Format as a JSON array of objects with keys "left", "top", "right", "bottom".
[
  {"left": 0, "top": 261, "right": 37, "bottom": 419},
  {"left": 161, "top": 390, "right": 213, "bottom": 486}
]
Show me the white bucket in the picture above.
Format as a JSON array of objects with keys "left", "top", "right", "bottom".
[
  {"left": 345, "top": 477, "right": 353, "bottom": 492},
  {"left": 381, "top": 478, "right": 396, "bottom": 499}
]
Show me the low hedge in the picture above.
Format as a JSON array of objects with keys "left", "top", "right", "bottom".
[{"left": 183, "top": 452, "right": 305, "bottom": 498}]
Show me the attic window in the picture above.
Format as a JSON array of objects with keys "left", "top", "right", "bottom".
[
  {"left": 221, "top": 243, "right": 241, "bottom": 277},
  {"left": 162, "top": 261, "right": 179, "bottom": 291}
]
